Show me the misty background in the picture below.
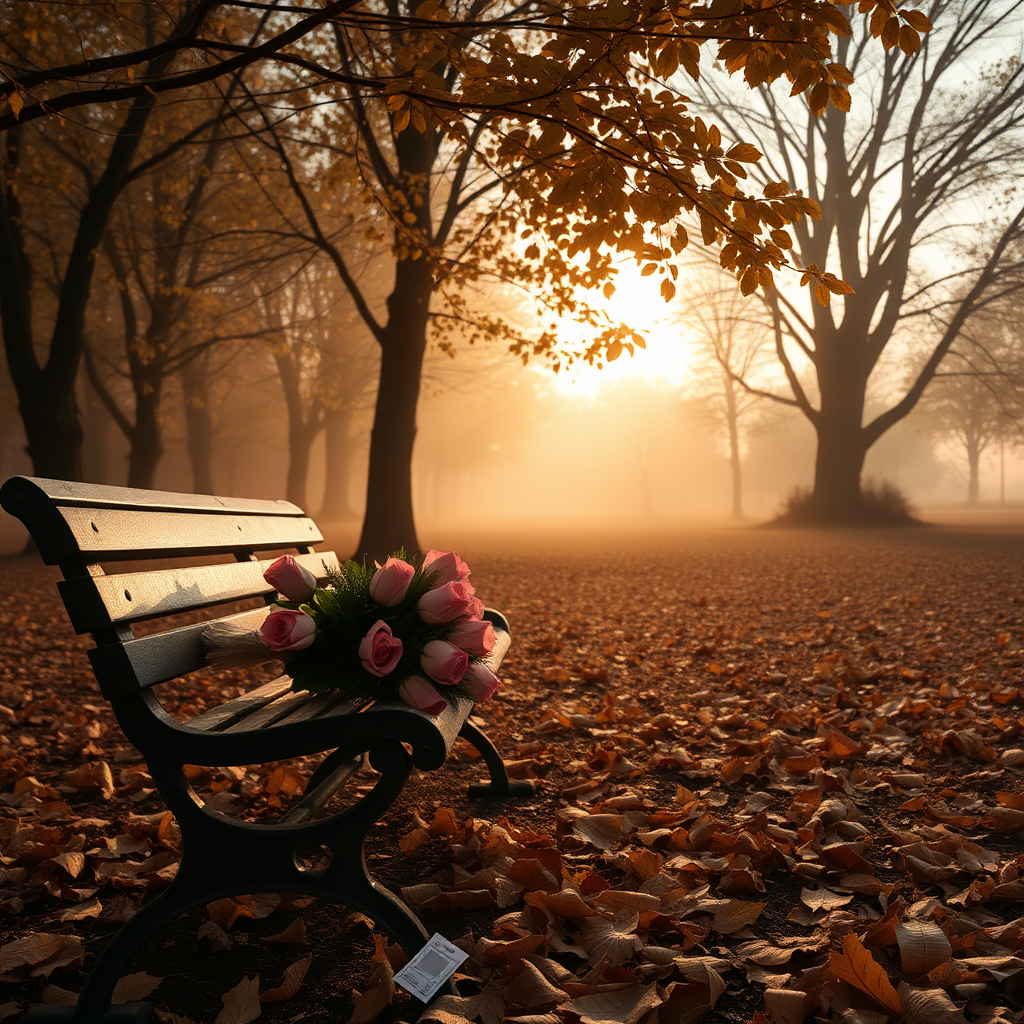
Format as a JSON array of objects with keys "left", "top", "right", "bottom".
[{"left": 4, "top": 0, "right": 1024, "bottom": 557}]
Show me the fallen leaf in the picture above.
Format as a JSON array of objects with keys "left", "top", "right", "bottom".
[
  {"left": 763, "top": 987, "right": 808, "bottom": 1024},
  {"left": 41, "top": 985, "right": 77, "bottom": 1005},
  {"left": 260, "top": 957, "right": 311, "bottom": 1003},
  {"left": 263, "top": 918, "right": 306, "bottom": 944},
  {"left": 112, "top": 973, "right": 162, "bottom": 1004},
  {"left": 895, "top": 921, "right": 951, "bottom": 975},
  {"left": 712, "top": 900, "right": 765, "bottom": 935},
  {"left": 57, "top": 897, "right": 102, "bottom": 922},
  {"left": 349, "top": 935, "right": 394, "bottom": 1023},
  {"left": 829, "top": 932, "right": 902, "bottom": 1014},
  {"left": 897, "top": 982, "right": 969, "bottom": 1023},
  {"left": 213, "top": 976, "right": 261, "bottom": 1024},
  {"left": 562, "top": 983, "right": 661, "bottom": 1024},
  {"left": 503, "top": 961, "right": 569, "bottom": 1007},
  {"left": 579, "top": 913, "right": 643, "bottom": 965}
]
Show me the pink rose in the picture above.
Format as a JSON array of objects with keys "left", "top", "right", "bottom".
[
  {"left": 420, "top": 640, "right": 469, "bottom": 685},
  {"left": 263, "top": 555, "right": 317, "bottom": 602},
  {"left": 259, "top": 608, "right": 316, "bottom": 652},
  {"left": 399, "top": 675, "right": 448, "bottom": 715},
  {"left": 467, "top": 598, "right": 485, "bottom": 621},
  {"left": 423, "top": 549, "right": 470, "bottom": 587},
  {"left": 464, "top": 662, "right": 500, "bottom": 703},
  {"left": 369, "top": 557, "right": 416, "bottom": 607},
  {"left": 418, "top": 579, "right": 476, "bottom": 624},
  {"left": 358, "top": 620, "right": 404, "bottom": 677},
  {"left": 446, "top": 618, "right": 495, "bottom": 656}
]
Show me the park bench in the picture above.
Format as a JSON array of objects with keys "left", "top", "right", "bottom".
[{"left": 0, "top": 475, "right": 532, "bottom": 1024}]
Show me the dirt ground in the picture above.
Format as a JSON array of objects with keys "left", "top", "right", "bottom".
[{"left": 3, "top": 526, "right": 1024, "bottom": 1024}]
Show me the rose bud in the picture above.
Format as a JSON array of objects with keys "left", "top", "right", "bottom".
[
  {"left": 464, "top": 662, "right": 500, "bottom": 703},
  {"left": 418, "top": 579, "right": 476, "bottom": 624},
  {"left": 420, "top": 640, "right": 469, "bottom": 685},
  {"left": 446, "top": 618, "right": 495, "bottom": 656},
  {"left": 369, "top": 557, "right": 415, "bottom": 607},
  {"left": 259, "top": 608, "right": 316, "bottom": 652},
  {"left": 422, "top": 549, "right": 470, "bottom": 587},
  {"left": 399, "top": 675, "right": 448, "bottom": 716},
  {"left": 358, "top": 620, "right": 404, "bottom": 678},
  {"left": 263, "top": 555, "right": 317, "bottom": 603}
]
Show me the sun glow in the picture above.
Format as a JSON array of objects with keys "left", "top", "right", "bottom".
[{"left": 543, "top": 263, "right": 695, "bottom": 399}]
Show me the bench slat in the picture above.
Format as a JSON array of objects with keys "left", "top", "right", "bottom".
[
  {"left": 187, "top": 677, "right": 295, "bottom": 732},
  {"left": 1, "top": 476, "right": 305, "bottom": 515},
  {"left": 58, "top": 507, "right": 322, "bottom": 562},
  {"left": 219, "top": 689, "right": 363, "bottom": 732},
  {"left": 90, "top": 607, "right": 272, "bottom": 698},
  {"left": 58, "top": 552, "right": 340, "bottom": 634}
]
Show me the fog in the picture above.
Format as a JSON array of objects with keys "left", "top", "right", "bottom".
[{"left": 4, "top": 318, "right": 1021, "bottom": 555}]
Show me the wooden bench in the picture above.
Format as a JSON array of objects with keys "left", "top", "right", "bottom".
[{"left": 0, "top": 475, "right": 531, "bottom": 1024}]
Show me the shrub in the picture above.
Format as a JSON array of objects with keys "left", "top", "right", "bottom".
[{"left": 772, "top": 478, "right": 917, "bottom": 526}]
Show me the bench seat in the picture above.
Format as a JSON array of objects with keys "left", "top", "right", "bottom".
[{"left": 1, "top": 475, "right": 530, "bottom": 1024}]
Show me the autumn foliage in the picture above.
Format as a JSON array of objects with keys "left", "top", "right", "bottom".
[{"left": 3, "top": 530, "right": 1024, "bottom": 1021}]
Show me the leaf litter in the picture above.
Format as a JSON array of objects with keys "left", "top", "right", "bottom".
[{"left": 3, "top": 529, "right": 1024, "bottom": 1021}]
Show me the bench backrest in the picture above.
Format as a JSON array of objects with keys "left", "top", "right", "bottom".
[{"left": 1, "top": 476, "right": 339, "bottom": 699}]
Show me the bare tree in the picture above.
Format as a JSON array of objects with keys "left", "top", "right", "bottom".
[
  {"left": 679, "top": 272, "right": 778, "bottom": 519},
  {"left": 699, "top": 0, "right": 1024, "bottom": 521},
  {"left": 913, "top": 309, "right": 1024, "bottom": 502}
]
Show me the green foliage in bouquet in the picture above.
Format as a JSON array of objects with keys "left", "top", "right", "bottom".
[{"left": 283, "top": 554, "right": 479, "bottom": 700}]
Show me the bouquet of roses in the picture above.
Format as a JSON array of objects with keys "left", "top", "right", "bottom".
[{"left": 204, "top": 550, "right": 500, "bottom": 715}]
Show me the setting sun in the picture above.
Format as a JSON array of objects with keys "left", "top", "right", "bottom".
[{"left": 544, "top": 262, "right": 696, "bottom": 398}]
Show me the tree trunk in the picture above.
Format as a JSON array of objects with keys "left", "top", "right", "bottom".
[
  {"left": 356, "top": 257, "right": 431, "bottom": 560},
  {"left": 812, "top": 425, "right": 868, "bottom": 520},
  {"left": 319, "top": 404, "right": 358, "bottom": 520},
  {"left": 0, "top": 56, "right": 172, "bottom": 482},
  {"left": 810, "top": 347, "right": 869, "bottom": 521},
  {"left": 272, "top": 345, "right": 323, "bottom": 511},
  {"left": 127, "top": 376, "right": 164, "bottom": 488},
  {"left": 967, "top": 439, "right": 981, "bottom": 504},
  {"left": 286, "top": 422, "right": 321, "bottom": 510},
  {"left": 724, "top": 375, "right": 743, "bottom": 519},
  {"left": 181, "top": 355, "right": 215, "bottom": 494},
  {"left": 19, "top": 382, "right": 84, "bottom": 480}
]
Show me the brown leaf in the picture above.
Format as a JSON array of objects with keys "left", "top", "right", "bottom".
[
  {"left": 212, "top": 976, "right": 261, "bottom": 1024},
  {"left": 349, "top": 935, "right": 394, "bottom": 1024},
  {"left": 657, "top": 970, "right": 726, "bottom": 1024},
  {"left": 800, "top": 888, "right": 853, "bottom": 912},
  {"left": 573, "top": 814, "right": 645, "bottom": 851},
  {"left": 712, "top": 900, "right": 765, "bottom": 935},
  {"left": 198, "top": 921, "right": 233, "bottom": 951},
  {"left": 0, "top": 933, "right": 84, "bottom": 982},
  {"left": 0, "top": 933, "right": 67, "bottom": 975},
  {"left": 64, "top": 762, "right": 115, "bottom": 800},
  {"left": 526, "top": 889, "right": 600, "bottom": 918},
  {"left": 112, "top": 973, "right": 162, "bottom": 1004},
  {"left": 897, "top": 982, "right": 968, "bottom": 1024},
  {"left": 562, "top": 983, "right": 661, "bottom": 1024},
  {"left": 262, "top": 918, "right": 306, "bottom": 945},
  {"left": 894, "top": 921, "right": 951, "bottom": 975},
  {"left": 260, "top": 957, "right": 311, "bottom": 1003},
  {"left": 592, "top": 890, "right": 661, "bottom": 915},
  {"left": 578, "top": 913, "right": 643, "bottom": 965},
  {"left": 57, "top": 897, "right": 102, "bottom": 922},
  {"left": 503, "top": 961, "right": 569, "bottom": 1007},
  {"left": 41, "top": 985, "right": 78, "bottom": 1006},
  {"left": 473, "top": 935, "right": 546, "bottom": 966},
  {"left": 763, "top": 988, "right": 808, "bottom": 1024},
  {"left": 829, "top": 933, "right": 902, "bottom": 1014}
]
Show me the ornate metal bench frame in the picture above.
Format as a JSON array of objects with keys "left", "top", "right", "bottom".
[{"left": 1, "top": 476, "right": 531, "bottom": 1024}]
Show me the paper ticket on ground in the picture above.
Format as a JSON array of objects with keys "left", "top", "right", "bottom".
[{"left": 394, "top": 933, "right": 470, "bottom": 1002}]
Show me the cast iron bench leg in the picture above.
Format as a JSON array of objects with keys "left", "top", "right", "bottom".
[
  {"left": 460, "top": 719, "right": 535, "bottom": 797},
  {"left": 25, "top": 741, "right": 442, "bottom": 1022}
]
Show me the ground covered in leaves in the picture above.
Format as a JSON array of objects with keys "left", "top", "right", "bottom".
[{"left": 3, "top": 527, "right": 1024, "bottom": 1024}]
